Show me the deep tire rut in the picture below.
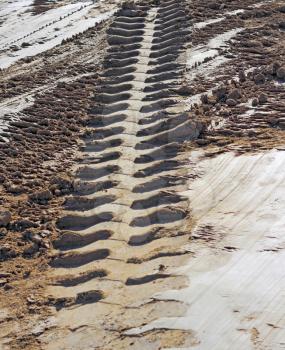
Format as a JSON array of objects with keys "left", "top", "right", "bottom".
[{"left": 46, "top": 1, "right": 200, "bottom": 348}]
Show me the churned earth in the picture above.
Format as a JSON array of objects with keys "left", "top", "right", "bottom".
[{"left": 0, "top": 0, "right": 284, "bottom": 349}]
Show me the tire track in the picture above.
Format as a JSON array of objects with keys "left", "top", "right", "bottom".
[{"left": 46, "top": 1, "right": 202, "bottom": 347}]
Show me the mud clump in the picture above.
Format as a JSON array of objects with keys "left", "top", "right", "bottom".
[
  {"left": 0, "top": 211, "right": 12, "bottom": 227},
  {"left": 226, "top": 98, "right": 237, "bottom": 107},
  {"left": 252, "top": 98, "right": 259, "bottom": 107},
  {"left": 29, "top": 189, "right": 53, "bottom": 204},
  {"left": 254, "top": 73, "right": 265, "bottom": 84},
  {"left": 227, "top": 89, "right": 242, "bottom": 100},
  {"left": 259, "top": 93, "right": 268, "bottom": 104},
  {"left": 0, "top": 244, "right": 18, "bottom": 261},
  {"left": 213, "top": 85, "right": 227, "bottom": 101},
  {"left": 276, "top": 67, "right": 285, "bottom": 80}
]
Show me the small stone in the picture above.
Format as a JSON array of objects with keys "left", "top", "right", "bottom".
[
  {"left": 226, "top": 98, "right": 237, "bottom": 107},
  {"left": 279, "top": 21, "right": 285, "bottom": 30},
  {"left": 0, "top": 211, "right": 11, "bottom": 227},
  {"left": 252, "top": 98, "right": 259, "bottom": 107},
  {"left": 254, "top": 73, "right": 265, "bottom": 84},
  {"left": 276, "top": 67, "right": 285, "bottom": 80},
  {"left": 258, "top": 93, "right": 268, "bottom": 104}
]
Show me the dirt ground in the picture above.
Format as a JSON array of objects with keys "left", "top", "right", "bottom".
[{"left": 0, "top": 0, "right": 284, "bottom": 349}]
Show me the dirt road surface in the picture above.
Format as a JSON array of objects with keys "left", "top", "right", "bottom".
[{"left": 0, "top": 0, "right": 284, "bottom": 349}]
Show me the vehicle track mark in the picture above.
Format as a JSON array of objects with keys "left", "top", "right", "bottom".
[{"left": 46, "top": 1, "right": 201, "bottom": 348}]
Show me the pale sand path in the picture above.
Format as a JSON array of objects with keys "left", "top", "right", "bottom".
[{"left": 126, "top": 150, "right": 285, "bottom": 350}]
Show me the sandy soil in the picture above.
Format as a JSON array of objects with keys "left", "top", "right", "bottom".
[
  {"left": 0, "top": 0, "right": 284, "bottom": 349},
  {"left": 127, "top": 150, "right": 285, "bottom": 349}
]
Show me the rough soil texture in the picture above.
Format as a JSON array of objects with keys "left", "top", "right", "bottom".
[{"left": 0, "top": 0, "right": 284, "bottom": 349}]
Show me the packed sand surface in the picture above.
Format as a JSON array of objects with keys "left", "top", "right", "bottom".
[
  {"left": 0, "top": 0, "right": 284, "bottom": 349},
  {"left": 127, "top": 150, "right": 285, "bottom": 349}
]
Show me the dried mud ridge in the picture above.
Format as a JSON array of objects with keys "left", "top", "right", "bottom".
[{"left": 45, "top": 0, "right": 200, "bottom": 347}]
